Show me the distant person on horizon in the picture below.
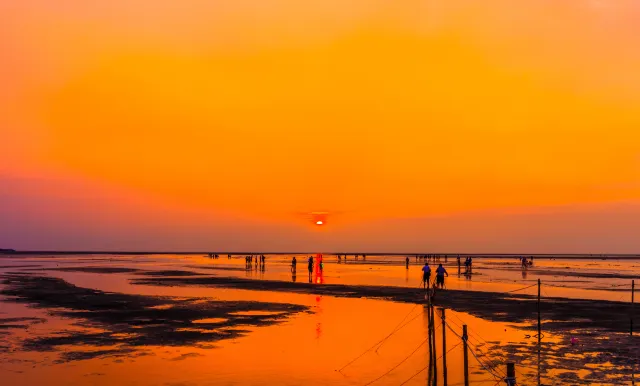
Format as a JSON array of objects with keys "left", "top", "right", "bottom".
[
  {"left": 436, "top": 264, "right": 448, "bottom": 289},
  {"left": 291, "top": 256, "right": 297, "bottom": 273},
  {"left": 406, "top": 256, "right": 410, "bottom": 269},
  {"left": 308, "top": 256, "right": 314, "bottom": 281},
  {"left": 421, "top": 262, "right": 431, "bottom": 289}
]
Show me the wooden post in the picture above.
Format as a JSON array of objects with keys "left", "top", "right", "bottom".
[
  {"left": 427, "top": 303, "right": 433, "bottom": 386},
  {"left": 537, "top": 278, "right": 541, "bottom": 341},
  {"left": 505, "top": 363, "right": 516, "bottom": 386},
  {"left": 463, "top": 325, "right": 469, "bottom": 386},
  {"left": 432, "top": 303, "right": 437, "bottom": 386},
  {"left": 538, "top": 278, "right": 542, "bottom": 386},
  {"left": 440, "top": 308, "right": 448, "bottom": 386},
  {"left": 632, "top": 280, "right": 635, "bottom": 337}
]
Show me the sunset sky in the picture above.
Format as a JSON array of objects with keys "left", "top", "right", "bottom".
[{"left": 2, "top": 0, "right": 639, "bottom": 252}]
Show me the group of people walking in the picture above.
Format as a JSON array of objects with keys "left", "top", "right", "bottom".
[
  {"left": 421, "top": 262, "right": 449, "bottom": 289},
  {"left": 208, "top": 254, "right": 232, "bottom": 259},
  {"left": 289, "top": 255, "right": 324, "bottom": 283},
  {"left": 290, "top": 256, "right": 323, "bottom": 275},
  {"left": 231, "top": 254, "right": 481, "bottom": 291},
  {"left": 415, "top": 254, "right": 448, "bottom": 263},
  {"left": 245, "top": 255, "right": 266, "bottom": 269},
  {"left": 521, "top": 256, "right": 534, "bottom": 268},
  {"left": 336, "top": 254, "right": 366, "bottom": 262}
]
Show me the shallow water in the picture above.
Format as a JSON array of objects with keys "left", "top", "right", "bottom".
[{"left": 1, "top": 254, "right": 638, "bottom": 385}]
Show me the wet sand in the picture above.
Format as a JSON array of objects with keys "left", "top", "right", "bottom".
[
  {"left": 1, "top": 274, "right": 307, "bottom": 363},
  {"left": 1, "top": 254, "right": 638, "bottom": 385},
  {"left": 133, "top": 274, "right": 638, "bottom": 334}
]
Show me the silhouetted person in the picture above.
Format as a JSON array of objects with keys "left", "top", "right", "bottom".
[
  {"left": 308, "top": 256, "right": 314, "bottom": 281},
  {"left": 435, "top": 264, "right": 448, "bottom": 289},
  {"left": 291, "top": 256, "right": 297, "bottom": 273},
  {"left": 405, "top": 256, "right": 410, "bottom": 269},
  {"left": 421, "top": 262, "right": 431, "bottom": 289}
]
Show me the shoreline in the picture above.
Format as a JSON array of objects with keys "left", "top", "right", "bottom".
[{"left": 3, "top": 251, "right": 640, "bottom": 259}]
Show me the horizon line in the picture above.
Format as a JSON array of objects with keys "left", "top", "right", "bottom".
[{"left": 2, "top": 250, "right": 639, "bottom": 258}]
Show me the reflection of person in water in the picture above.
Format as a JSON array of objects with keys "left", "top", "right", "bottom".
[{"left": 315, "top": 267, "right": 324, "bottom": 284}]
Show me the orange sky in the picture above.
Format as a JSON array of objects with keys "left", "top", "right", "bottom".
[{"left": 1, "top": 0, "right": 639, "bottom": 252}]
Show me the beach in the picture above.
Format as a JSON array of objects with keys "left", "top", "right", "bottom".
[{"left": 1, "top": 253, "right": 638, "bottom": 385}]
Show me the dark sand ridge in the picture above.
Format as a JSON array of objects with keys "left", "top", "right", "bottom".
[
  {"left": 0, "top": 274, "right": 308, "bottom": 363},
  {"left": 132, "top": 275, "right": 639, "bottom": 334},
  {"left": 0, "top": 265, "right": 43, "bottom": 269}
]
